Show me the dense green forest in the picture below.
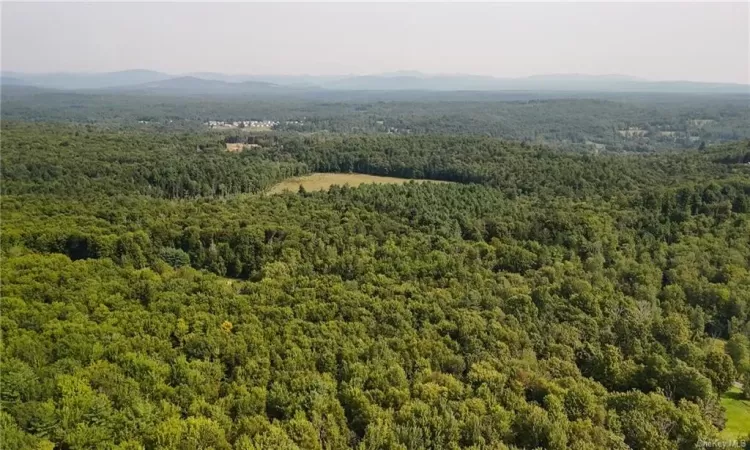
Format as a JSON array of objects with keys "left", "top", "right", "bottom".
[
  {"left": 2, "top": 119, "right": 750, "bottom": 449},
  {"left": 3, "top": 87, "right": 749, "bottom": 152},
  {"left": 4, "top": 123, "right": 750, "bottom": 200}
]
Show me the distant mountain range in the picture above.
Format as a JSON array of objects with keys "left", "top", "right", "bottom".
[
  {"left": 108, "top": 76, "right": 291, "bottom": 95},
  {"left": 323, "top": 72, "right": 748, "bottom": 93},
  {"left": 2, "top": 70, "right": 748, "bottom": 95},
  {"left": 1, "top": 70, "right": 171, "bottom": 90}
]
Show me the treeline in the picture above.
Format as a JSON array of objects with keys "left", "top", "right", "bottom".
[
  {"left": 4, "top": 124, "right": 750, "bottom": 200},
  {"left": 1, "top": 123, "right": 307, "bottom": 198},
  {"left": 268, "top": 135, "right": 750, "bottom": 199}
]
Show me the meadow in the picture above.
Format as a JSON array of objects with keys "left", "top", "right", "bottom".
[
  {"left": 719, "top": 385, "right": 750, "bottom": 440},
  {"left": 267, "top": 172, "right": 448, "bottom": 194}
]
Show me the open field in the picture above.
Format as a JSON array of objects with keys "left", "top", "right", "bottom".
[
  {"left": 268, "top": 172, "right": 448, "bottom": 194},
  {"left": 225, "top": 143, "right": 260, "bottom": 152},
  {"left": 719, "top": 386, "right": 750, "bottom": 440}
]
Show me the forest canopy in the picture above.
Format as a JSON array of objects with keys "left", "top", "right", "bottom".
[{"left": 2, "top": 118, "right": 750, "bottom": 449}]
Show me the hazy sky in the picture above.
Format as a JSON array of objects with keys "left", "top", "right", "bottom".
[{"left": 2, "top": 2, "right": 749, "bottom": 83}]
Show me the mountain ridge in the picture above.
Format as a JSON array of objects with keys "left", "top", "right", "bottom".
[{"left": 2, "top": 70, "right": 747, "bottom": 94}]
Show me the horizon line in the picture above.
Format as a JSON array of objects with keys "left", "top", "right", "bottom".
[{"left": 2, "top": 69, "right": 749, "bottom": 86}]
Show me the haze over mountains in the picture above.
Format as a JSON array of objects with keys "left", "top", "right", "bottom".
[{"left": 2, "top": 70, "right": 748, "bottom": 94}]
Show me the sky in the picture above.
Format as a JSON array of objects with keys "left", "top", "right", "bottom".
[{"left": 2, "top": 2, "right": 749, "bottom": 84}]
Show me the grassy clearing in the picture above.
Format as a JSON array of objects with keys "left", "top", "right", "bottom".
[
  {"left": 720, "top": 386, "right": 750, "bottom": 440},
  {"left": 267, "top": 173, "right": 449, "bottom": 194},
  {"left": 226, "top": 143, "right": 261, "bottom": 152}
]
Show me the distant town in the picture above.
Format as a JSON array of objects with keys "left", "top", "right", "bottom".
[{"left": 206, "top": 120, "right": 279, "bottom": 129}]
